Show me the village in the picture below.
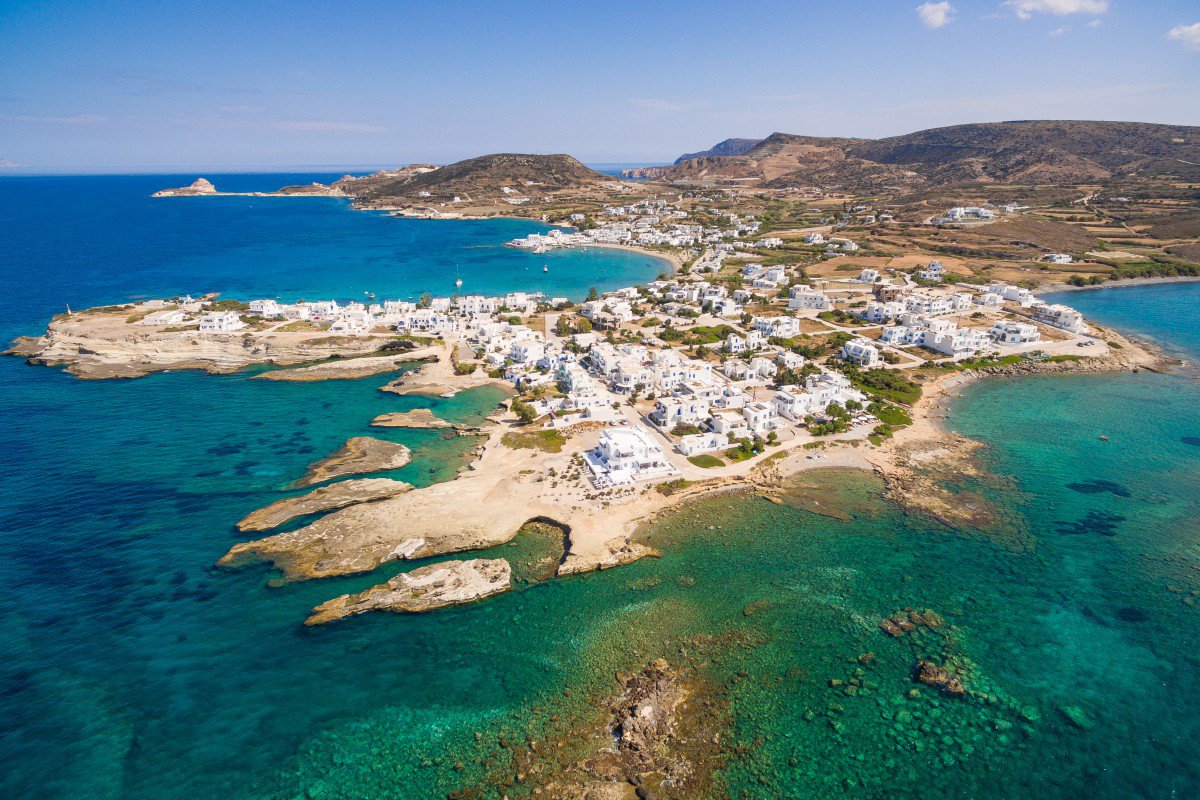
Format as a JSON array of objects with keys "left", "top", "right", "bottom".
[{"left": 113, "top": 236, "right": 1101, "bottom": 492}]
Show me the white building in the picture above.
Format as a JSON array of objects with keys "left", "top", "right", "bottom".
[
  {"left": 1030, "top": 303, "right": 1088, "bottom": 334},
  {"left": 198, "top": 311, "right": 246, "bottom": 333},
  {"left": 840, "top": 337, "right": 881, "bottom": 367},
  {"left": 860, "top": 301, "right": 905, "bottom": 323},
  {"left": 650, "top": 397, "right": 711, "bottom": 430},
  {"left": 1042, "top": 253, "right": 1073, "bottom": 265},
  {"left": 677, "top": 432, "right": 729, "bottom": 457},
  {"left": 137, "top": 309, "right": 187, "bottom": 326},
  {"left": 917, "top": 261, "right": 946, "bottom": 282},
  {"left": 248, "top": 299, "right": 283, "bottom": 317},
  {"left": 585, "top": 426, "right": 678, "bottom": 487},
  {"left": 788, "top": 287, "right": 832, "bottom": 311},
  {"left": 753, "top": 316, "right": 802, "bottom": 339},
  {"left": 990, "top": 320, "right": 1041, "bottom": 345}
]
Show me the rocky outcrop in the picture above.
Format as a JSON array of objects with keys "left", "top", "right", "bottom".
[
  {"left": 6, "top": 305, "right": 403, "bottom": 379},
  {"left": 558, "top": 535, "right": 662, "bottom": 576},
  {"left": 152, "top": 177, "right": 345, "bottom": 198},
  {"left": 914, "top": 660, "right": 966, "bottom": 697},
  {"left": 236, "top": 478, "right": 413, "bottom": 532},
  {"left": 524, "top": 657, "right": 728, "bottom": 799},
  {"left": 370, "top": 408, "right": 457, "bottom": 429},
  {"left": 295, "top": 437, "right": 411, "bottom": 488},
  {"left": 152, "top": 178, "right": 218, "bottom": 197},
  {"left": 304, "top": 558, "right": 511, "bottom": 625},
  {"left": 252, "top": 351, "right": 435, "bottom": 381}
]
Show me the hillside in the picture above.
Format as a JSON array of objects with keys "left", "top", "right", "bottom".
[
  {"left": 673, "top": 137, "right": 763, "bottom": 164},
  {"left": 342, "top": 153, "right": 608, "bottom": 205},
  {"left": 645, "top": 121, "right": 1200, "bottom": 190}
]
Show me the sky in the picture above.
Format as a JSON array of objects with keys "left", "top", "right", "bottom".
[{"left": 1, "top": 0, "right": 1199, "bottom": 171}]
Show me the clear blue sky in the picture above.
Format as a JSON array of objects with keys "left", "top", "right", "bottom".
[{"left": 1, "top": 0, "right": 1198, "bottom": 171}]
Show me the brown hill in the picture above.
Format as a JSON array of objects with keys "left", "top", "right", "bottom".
[
  {"left": 650, "top": 121, "right": 1200, "bottom": 190},
  {"left": 342, "top": 154, "right": 607, "bottom": 204},
  {"left": 673, "top": 137, "right": 763, "bottom": 164}
]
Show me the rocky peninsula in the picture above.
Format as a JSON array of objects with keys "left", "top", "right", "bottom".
[
  {"left": 295, "top": 437, "right": 412, "bottom": 488},
  {"left": 236, "top": 478, "right": 413, "bottom": 532},
  {"left": 4, "top": 301, "right": 438, "bottom": 380}
]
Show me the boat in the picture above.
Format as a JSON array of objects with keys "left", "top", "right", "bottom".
[
  {"left": 454, "top": 264, "right": 463, "bottom": 288},
  {"left": 543, "top": 264, "right": 549, "bottom": 273}
]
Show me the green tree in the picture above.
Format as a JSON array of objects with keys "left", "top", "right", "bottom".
[
  {"left": 587, "top": 286, "right": 600, "bottom": 301},
  {"left": 510, "top": 399, "right": 536, "bottom": 424}
]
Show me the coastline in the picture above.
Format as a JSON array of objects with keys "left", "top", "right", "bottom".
[
  {"left": 1036, "top": 275, "right": 1200, "bottom": 294},
  {"left": 864, "top": 320, "right": 1172, "bottom": 529}
]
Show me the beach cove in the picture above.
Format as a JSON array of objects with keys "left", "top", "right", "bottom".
[{"left": 2, "top": 174, "right": 1199, "bottom": 799}]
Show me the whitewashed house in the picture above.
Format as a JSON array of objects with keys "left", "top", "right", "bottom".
[
  {"left": 585, "top": 427, "right": 677, "bottom": 487},
  {"left": 198, "top": 311, "right": 245, "bottom": 333},
  {"left": 248, "top": 299, "right": 283, "bottom": 317},
  {"left": 788, "top": 287, "right": 832, "bottom": 311},
  {"left": 677, "top": 432, "right": 730, "bottom": 457},
  {"left": 990, "top": 320, "right": 1041, "bottom": 345},
  {"left": 754, "top": 316, "right": 801, "bottom": 338},
  {"left": 840, "top": 337, "right": 881, "bottom": 367}
]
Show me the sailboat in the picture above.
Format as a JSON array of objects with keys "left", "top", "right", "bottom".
[
  {"left": 543, "top": 262, "right": 549, "bottom": 273},
  {"left": 454, "top": 264, "right": 463, "bottom": 288}
]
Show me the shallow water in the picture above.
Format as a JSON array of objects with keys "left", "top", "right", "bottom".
[{"left": 1, "top": 178, "right": 1198, "bottom": 799}]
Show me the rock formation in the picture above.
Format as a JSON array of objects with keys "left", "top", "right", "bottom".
[
  {"left": 236, "top": 478, "right": 413, "bottom": 531},
  {"left": 305, "top": 558, "right": 511, "bottom": 625},
  {"left": 295, "top": 437, "right": 411, "bottom": 488}
]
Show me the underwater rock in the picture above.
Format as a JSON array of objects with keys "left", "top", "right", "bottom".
[
  {"left": 1181, "top": 436, "right": 1200, "bottom": 447},
  {"left": 880, "top": 608, "right": 945, "bottom": 637},
  {"left": 1057, "top": 704, "right": 1096, "bottom": 730},
  {"left": 1054, "top": 510, "right": 1126, "bottom": 537},
  {"left": 1065, "top": 479, "right": 1131, "bottom": 498},
  {"left": 913, "top": 660, "right": 965, "bottom": 697}
]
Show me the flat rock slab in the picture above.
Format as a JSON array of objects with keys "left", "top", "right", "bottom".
[
  {"left": 370, "top": 409, "right": 483, "bottom": 431},
  {"left": 305, "top": 558, "right": 511, "bottom": 625},
  {"left": 370, "top": 408, "right": 454, "bottom": 428},
  {"left": 296, "top": 437, "right": 412, "bottom": 488},
  {"left": 253, "top": 352, "right": 434, "bottom": 382},
  {"left": 236, "top": 478, "right": 413, "bottom": 532}
]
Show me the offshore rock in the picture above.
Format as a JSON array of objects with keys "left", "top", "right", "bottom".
[{"left": 305, "top": 558, "right": 511, "bottom": 625}]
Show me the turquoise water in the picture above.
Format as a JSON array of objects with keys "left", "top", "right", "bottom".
[{"left": 1, "top": 177, "right": 1198, "bottom": 798}]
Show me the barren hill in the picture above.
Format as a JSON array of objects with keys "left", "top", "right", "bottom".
[
  {"left": 340, "top": 153, "right": 608, "bottom": 205},
  {"left": 642, "top": 121, "right": 1200, "bottom": 190},
  {"left": 673, "top": 137, "right": 763, "bottom": 164}
]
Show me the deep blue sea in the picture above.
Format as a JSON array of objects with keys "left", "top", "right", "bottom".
[{"left": 1, "top": 177, "right": 1198, "bottom": 799}]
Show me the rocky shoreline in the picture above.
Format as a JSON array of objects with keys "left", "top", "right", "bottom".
[
  {"left": 236, "top": 478, "right": 413, "bottom": 532},
  {"left": 4, "top": 304, "right": 426, "bottom": 380},
  {"left": 865, "top": 323, "right": 1175, "bottom": 530}
]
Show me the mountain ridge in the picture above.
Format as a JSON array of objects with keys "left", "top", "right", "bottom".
[{"left": 626, "top": 121, "right": 1200, "bottom": 189}]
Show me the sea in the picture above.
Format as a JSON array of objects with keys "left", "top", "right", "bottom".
[{"left": 0, "top": 174, "right": 1197, "bottom": 799}]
